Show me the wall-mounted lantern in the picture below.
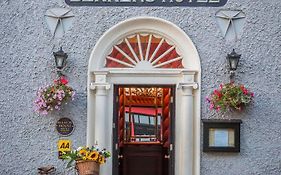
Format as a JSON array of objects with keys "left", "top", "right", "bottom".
[
  {"left": 227, "top": 49, "right": 241, "bottom": 80},
  {"left": 53, "top": 47, "right": 68, "bottom": 76}
]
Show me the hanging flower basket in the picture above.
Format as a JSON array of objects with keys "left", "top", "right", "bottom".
[
  {"left": 34, "top": 77, "right": 75, "bottom": 115},
  {"left": 206, "top": 82, "right": 254, "bottom": 112}
]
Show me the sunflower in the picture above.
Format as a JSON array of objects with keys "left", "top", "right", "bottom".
[
  {"left": 88, "top": 151, "right": 99, "bottom": 161},
  {"left": 78, "top": 149, "right": 88, "bottom": 158},
  {"left": 98, "top": 155, "right": 105, "bottom": 164}
]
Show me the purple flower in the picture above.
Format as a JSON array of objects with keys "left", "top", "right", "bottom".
[{"left": 71, "top": 91, "right": 76, "bottom": 100}]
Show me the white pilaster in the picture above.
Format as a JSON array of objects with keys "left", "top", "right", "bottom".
[
  {"left": 176, "top": 82, "right": 198, "bottom": 175},
  {"left": 87, "top": 72, "right": 110, "bottom": 148}
]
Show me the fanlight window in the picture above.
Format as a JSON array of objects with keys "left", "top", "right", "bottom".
[{"left": 106, "top": 33, "right": 184, "bottom": 69}]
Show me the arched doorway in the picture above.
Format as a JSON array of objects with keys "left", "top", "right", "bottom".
[{"left": 87, "top": 17, "right": 201, "bottom": 175}]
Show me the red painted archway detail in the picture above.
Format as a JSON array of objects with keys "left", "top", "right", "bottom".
[{"left": 106, "top": 33, "right": 184, "bottom": 69}]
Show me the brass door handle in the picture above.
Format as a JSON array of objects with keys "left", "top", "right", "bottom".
[{"left": 164, "top": 155, "right": 170, "bottom": 159}]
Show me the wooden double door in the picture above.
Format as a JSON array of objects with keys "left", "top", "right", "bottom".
[{"left": 113, "top": 85, "right": 175, "bottom": 175}]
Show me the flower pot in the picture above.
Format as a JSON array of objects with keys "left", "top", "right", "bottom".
[{"left": 76, "top": 160, "right": 100, "bottom": 175}]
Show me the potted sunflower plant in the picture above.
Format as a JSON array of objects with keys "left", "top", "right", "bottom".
[
  {"left": 61, "top": 146, "right": 111, "bottom": 175},
  {"left": 206, "top": 82, "right": 254, "bottom": 112}
]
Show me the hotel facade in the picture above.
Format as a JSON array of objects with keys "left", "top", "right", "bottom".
[{"left": 0, "top": 0, "right": 280, "bottom": 175}]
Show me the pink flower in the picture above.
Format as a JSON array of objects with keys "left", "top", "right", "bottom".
[
  {"left": 216, "top": 106, "right": 221, "bottom": 112},
  {"left": 250, "top": 92, "right": 254, "bottom": 97},
  {"left": 60, "top": 77, "right": 68, "bottom": 85},
  {"left": 214, "top": 90, "right": 222, "bottom": 98},
  {"left": 54, "top": 79, "right": 58, "bottom": 84},
  {"left": 209, "top": 103, "right": 214, "bottom": 110}
]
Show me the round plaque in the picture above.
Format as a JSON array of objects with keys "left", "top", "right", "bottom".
[{"left": 56, "top": 118, "right": 74, "bottom": 136}]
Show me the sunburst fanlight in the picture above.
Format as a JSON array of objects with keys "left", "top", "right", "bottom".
[{"left": 106, "top": 33, "right": 184, "bottom": 69}]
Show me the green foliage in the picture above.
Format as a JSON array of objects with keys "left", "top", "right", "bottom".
[{"left": 61, "top": 151, "right": 79, "bottom": 168}]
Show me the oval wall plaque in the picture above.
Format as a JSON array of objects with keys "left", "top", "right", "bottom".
[{"left": 56, "top": 118, "right": 74, "bottom": 136}]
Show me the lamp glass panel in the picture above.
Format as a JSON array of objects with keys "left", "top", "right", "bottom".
[
  {"left": 229, "top": 58, "right": 238, "bottom": 70},
  {"left": 56, "top": 56, "right": 64, "bottom": 68}
]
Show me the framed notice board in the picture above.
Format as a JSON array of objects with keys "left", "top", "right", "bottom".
[{"left": 202, "top": 119, "right": 242, "bottom": 152}]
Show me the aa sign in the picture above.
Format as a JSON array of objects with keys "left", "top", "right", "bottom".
[{"left": 58, "top": 140, "right": 71, "bottom": 151}]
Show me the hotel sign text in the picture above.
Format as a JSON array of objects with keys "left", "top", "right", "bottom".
[{"left": 65, "top": 0, "right": 228, "bottom": 7}]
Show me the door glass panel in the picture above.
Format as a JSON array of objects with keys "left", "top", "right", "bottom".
[
  {"left": 139, "top": 115, "right": 149, "bottom": 124},
  {"left": 121, "top": 87, "right": 165, "bottom": 143}
]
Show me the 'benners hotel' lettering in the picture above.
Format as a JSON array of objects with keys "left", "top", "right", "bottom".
[{"left": 65, "top": 0, "right": 228, "bottom": 7}]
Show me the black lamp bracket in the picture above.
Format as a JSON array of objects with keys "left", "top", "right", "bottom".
[{"left": 229, "top": 70, "right": 235, "bottom": 82}]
